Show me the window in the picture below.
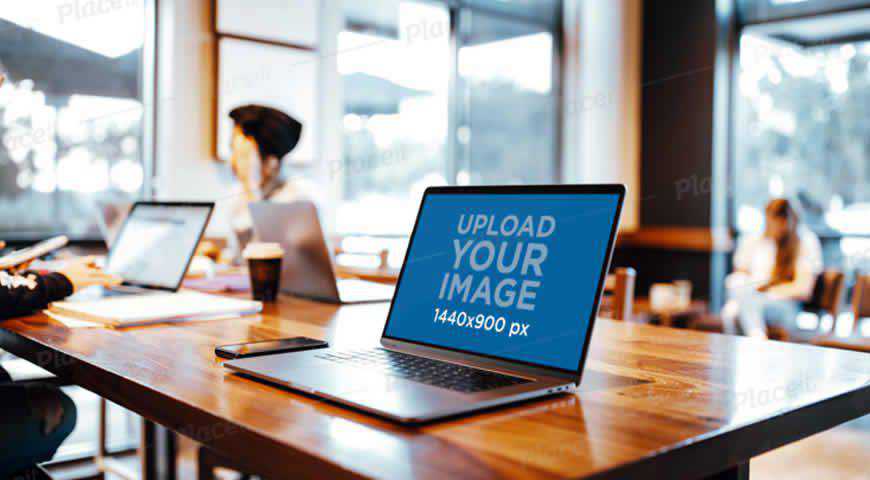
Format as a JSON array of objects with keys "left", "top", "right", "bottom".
[
  {"left": 733, "top": 31, "right": 870, "bottom": 237},
  {"left": 0, "top": 1, "right": 152, "bottom": 240},
  {"left": 337, "top": 1, "right": 450, "bottom": 236},
  {"left": 336, "top": 0, "right": 561, "bottom": 236},
  {"left": 456, "top": 10, "right": 558, "bottom": 185}
]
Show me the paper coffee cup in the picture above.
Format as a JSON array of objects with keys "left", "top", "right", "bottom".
[
  {"left": 242, "top": 242, "right": 284, "bottom": 260},
  {"left": 244, "top": 243, "right": 284, "bottom": 302}
]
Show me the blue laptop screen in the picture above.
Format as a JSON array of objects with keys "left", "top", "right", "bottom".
[{"left": 384, "top": 192, "right": 621, "bottom": 372}]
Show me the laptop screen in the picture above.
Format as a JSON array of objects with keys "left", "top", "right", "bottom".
[
  {"left": 106, "top": 203, "right": 213, "bottom": 290},
  {"left": 383, "top": 189, "right": 623, "bottom": 372}
]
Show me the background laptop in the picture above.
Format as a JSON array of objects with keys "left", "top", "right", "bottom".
[
  {"left": 227, "top": 185, "right": 625, "bottom": 423},
  {"left": 58, "top": 201, "right": 263, "bottom": 326},
  {"left": 75, "top": 201, "right": 214, "bottom": 298},
  {"left": 249, "top": 201, "right": 394, "bottom": 304}
]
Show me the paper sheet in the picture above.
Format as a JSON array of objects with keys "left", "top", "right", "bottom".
[{"left": 44, "top": 310, "right": 103, "bottom": 329}]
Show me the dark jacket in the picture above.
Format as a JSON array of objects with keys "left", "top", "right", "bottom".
[{"left": 0, "top": 271, "right": 73, "bottom": 319}]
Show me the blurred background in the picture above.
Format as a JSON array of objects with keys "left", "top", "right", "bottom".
[{"left": 0, "top": 0, "right": 868, "bottom": 478}]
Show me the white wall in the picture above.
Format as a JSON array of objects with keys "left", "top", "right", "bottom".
[
  {"left": 154, "top": 0, "right": 227, "bottom": 232},
  {"left": 562, "top": 0, "right": 642, "bottom": 230}
]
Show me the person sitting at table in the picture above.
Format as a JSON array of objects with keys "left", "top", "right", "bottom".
[
  {"left": 1, "top": 255, "right": 121, "bottom": 476},
  {"left": 721, "top": 198, "right": 823, "bottom": 338},
  {"left": 224, "top": 105, "right": 320, "bottom": 262}
]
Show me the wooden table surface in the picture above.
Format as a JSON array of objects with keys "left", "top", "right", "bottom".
[{"left": 2, "top": 295, "right": 869, "bottom": 479}]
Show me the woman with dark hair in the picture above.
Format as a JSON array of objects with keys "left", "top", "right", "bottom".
[
  {"left": 722, "top": 199, "right": 823, "bottom": 338},
  {"left": 225, "top": 105, "right": 319, "bottom": 260}
]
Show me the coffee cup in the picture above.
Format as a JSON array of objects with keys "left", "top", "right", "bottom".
[{"left": 243, "top": 242, "right": 284, "bottom": 302}]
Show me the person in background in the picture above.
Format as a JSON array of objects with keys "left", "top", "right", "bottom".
[
  {"left": 721, "top": 198, "right": 823, "bottom": 338},
  {"left": 1, "top": 251, "right": 121, "bottom": 476},
  {"left": 224, "top": 105, "right": 319, "bottom": 262}
]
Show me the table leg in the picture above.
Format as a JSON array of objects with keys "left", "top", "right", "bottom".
[
  {"left": 140, "top": 419, "right": 177, "bottom": 480},
  {"left": 705, "top": 462, "right": 749, "bottom": 480}
]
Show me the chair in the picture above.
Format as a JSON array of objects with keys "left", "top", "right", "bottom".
[
  {"left": 600, "top": 267, "right": 636, "bottom": 321},
  {"left": 768, "top": 269, "right": 846, "bottom": 341},
  {"left": 0, "top": 357, "right": 170, "bottom": 480},
  {"left": 808, "top": 274, "right": 870, "bottom": 350},
  {"left": 804, "top": 269, "right": 847, "bottom": 326},
  {"left": 847, "top": 273, "right": 870, "bottom": 335},
  {"left": 14, "top": 465, "right": 55, "bottom": 480}
]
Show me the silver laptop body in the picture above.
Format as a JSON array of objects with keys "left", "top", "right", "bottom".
[
  {"left": 227, "top": 185, "right": 625, "bottom": 423},
  {"left": 72, "top": 201, "right": 214, "bottom": 300},
  {"left": 249, "top": 201, "right": 394, "bottom": 304}
]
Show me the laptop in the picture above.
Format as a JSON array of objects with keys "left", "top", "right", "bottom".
[
  {"left": 249, "top": 201, "right": 395, "bottom": 304},
  {"left": 226, "top": 184, "right": 625, "bottom": 423},
  {"left": 73, "top": 201, "right": 214, "bottom": 299}
]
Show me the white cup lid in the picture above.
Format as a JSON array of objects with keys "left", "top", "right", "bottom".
[{"left": 242, "top": 242, "right": 284, "bottom": 260}]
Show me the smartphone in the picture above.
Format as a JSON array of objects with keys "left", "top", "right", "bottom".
[
  {"left": 215, "top": 337, "right": 328, "bottom": 360},
  {"left": 0, "top": 235, "right": 68, "bottom": 270}
]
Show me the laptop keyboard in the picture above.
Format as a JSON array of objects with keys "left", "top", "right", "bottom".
[{"left": 314, "top": 348, "right": 531, "bottom": 393}]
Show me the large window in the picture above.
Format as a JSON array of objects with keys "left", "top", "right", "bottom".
[
  {"left": 456, "top": 10, "right": 558, "bottom": 185},
  {"left": 734, "top": 31, "right": 870, "bottom": 238},
  {"left": 336, "top": 0, "right": 561, "bottom": 236},
  {"left": 0, "top": 1, "right": 152, "bottom": 240}
]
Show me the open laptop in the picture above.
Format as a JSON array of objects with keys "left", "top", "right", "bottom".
[
  {"left": 73, "top": 201, "right": 214, "bottom": 299},
  {"left": 60, "top": 201, "right": 263, "bottom": 325},
  {"left": 249, "top": 201, "right": 394, "bottom": 304},
  {"left": 226, "top": 184, "right": 625, "bottom": 423}
]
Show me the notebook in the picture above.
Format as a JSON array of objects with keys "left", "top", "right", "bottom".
[{"left": 49, "top": 291, "right": 262, "bottom": 328}]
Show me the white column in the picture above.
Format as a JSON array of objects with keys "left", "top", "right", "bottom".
[
  {"left": 562, "top": 0, "right": 642, "bottom": 230},
  {"left": 154, "top": 0, "right": 222, "bottom": 202}
]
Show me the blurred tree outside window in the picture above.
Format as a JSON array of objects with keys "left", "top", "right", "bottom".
[{"left": 0, "top": 1, "right": 149, "bottom": 240}]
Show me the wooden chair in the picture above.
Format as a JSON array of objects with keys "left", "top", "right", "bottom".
[
  {"left": 805, "top": 269, "right": 847, "bottom": 328},
  {"left": 767, "top": 269, "right": 846, "bottom": 341},
  {"left": 600, "top": 267, "right": 636, "bottom": 321},
  {"left": 848, "top": 273, "right": 870, "bottom": 335},
  {"left": 811, "top": 273, "right": 870, "bottom": 352}
]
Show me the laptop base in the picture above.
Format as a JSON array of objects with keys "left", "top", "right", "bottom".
[{"left": 225, "top": 347, "right": 572, "bottom": 424}]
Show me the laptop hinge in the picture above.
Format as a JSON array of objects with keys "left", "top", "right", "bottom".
[{"left": 380, "top": 338, "right": 580, "bottom": 383}]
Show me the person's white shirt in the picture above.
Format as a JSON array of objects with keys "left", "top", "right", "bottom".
[{"left": 729, "top": 227, "right": 823, "bottom": 301}]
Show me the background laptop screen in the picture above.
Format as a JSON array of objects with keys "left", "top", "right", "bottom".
[
  {"left": 384, "top": 192, "right": 622, "bottom": 371},
  {"left": 107, "top": 204, "right": 212, "bottom": 289}
]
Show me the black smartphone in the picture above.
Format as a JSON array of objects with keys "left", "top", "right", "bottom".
[{"left": 215, "top": 337, "right": 328, "bottom": 360}]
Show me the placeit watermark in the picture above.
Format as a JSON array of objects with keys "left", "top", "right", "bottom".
[
  {"left": 327, "top": 146, "right": 410, "bottom": 180},
  {"left": 734, "top": 375, "right": 820, "bottom": 410},
  {"left": 57, "top": 0, "right": 139, "bottom": 24},
  {"left": 564, "top": 90, "right": 618, "bottom": 115}
]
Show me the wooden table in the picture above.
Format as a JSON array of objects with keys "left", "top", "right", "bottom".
[
  {"left": 813, "top": 334, "right": 870, "bottom": 353},
  {"left": 2, "top": 296, "right": 869, "bottom": 480}
]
